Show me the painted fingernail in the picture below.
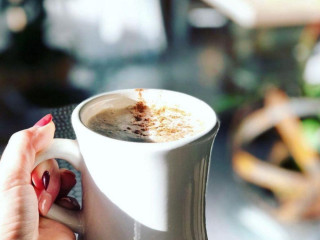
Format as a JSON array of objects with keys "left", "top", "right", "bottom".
[
  {"left": 42, "top": 171, "right": 50, "bottom": 190},
  {"left": 34, "top": 114, "right": 52, "bottom": 127},
  {"left": 39, "top": 192, "right": 52, "bottom": 215},
  {"left": 57, "top": 197, "right": 81, "bottom": 210},
  {"left": 63, "top": 169, "right": 76, "bottom": 179},
  {"left": 58, "top": 170, "right": 77, "bottom": 198}
]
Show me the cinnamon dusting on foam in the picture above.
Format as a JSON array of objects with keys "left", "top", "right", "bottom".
[
  {"left": 129, "top": 101, "right": 197, "bottom": 141},
  {"left": 87, "top": 89, "right": 205, "bottom": 143}
]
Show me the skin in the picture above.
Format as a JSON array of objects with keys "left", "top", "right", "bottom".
[{"left": 0, "top": 120, "right": 77, "bottom": 240}]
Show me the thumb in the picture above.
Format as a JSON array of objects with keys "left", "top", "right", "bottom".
[{"left": 0, "top": 114, "right": 55, "bottom": 191}]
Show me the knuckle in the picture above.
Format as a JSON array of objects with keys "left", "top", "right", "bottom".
[{"left": 9, "top": 129, "right": 35, "bottom": 151}]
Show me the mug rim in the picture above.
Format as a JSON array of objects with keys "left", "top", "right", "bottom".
[{"left": 72, "top": 88, "right": 218, "bottom": 149}]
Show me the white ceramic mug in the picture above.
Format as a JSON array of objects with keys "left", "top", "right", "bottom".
[{"left": 35, "top": 89, "right": 219, "bottom": 240}]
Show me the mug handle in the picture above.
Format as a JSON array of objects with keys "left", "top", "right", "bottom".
[{"left": 34, "top": 138, "right": 84, "bottom": 234}]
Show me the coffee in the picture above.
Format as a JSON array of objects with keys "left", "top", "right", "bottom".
[{"left": 87, "top": 100, "right": 205, "bottom": 143}]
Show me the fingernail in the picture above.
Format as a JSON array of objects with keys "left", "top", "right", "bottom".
[
  {"left": 57, "top": 197, "right": 81, "bottom": 210},
  {"left": 42, "top": 171, "right": 50, "bottom": 190},
  {"left": 34, "top": 114, "right": 52, "bottom": 127},
  {"left": 63, "top": 169, "right": 76, "bottom": 179},
  {"left": 39, "top": 192, "right": 52, "bottom": 215},
  {"left": 58, "top": 170, "right": 77, "bottom": 198}
]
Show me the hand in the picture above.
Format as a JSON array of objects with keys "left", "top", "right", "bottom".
[{"left": 0, "top": 114, "right": 79, "bottom": 240}]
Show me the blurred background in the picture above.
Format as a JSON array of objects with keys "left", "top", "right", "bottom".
[{"left": 2, "top": 0, "right": 320, "bottom": 239}]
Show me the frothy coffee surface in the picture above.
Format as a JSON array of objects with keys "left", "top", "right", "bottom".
[{"left": 87, "top": 101, "right": 205, "bottom": 143}]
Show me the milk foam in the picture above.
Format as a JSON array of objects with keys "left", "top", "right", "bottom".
[{"left": 87, "top": 101, "right": 205, "bottom": 143}]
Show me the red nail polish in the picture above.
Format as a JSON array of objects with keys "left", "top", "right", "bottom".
[
  {"left": 57, "top": 197, "right": 81, "bottom": 210},
  {"left": 42, "top": 171, "right": 50, "bottom": 190},
  {"left": 38, "top": 192, "right": 52, "bottom": 216},
  {"left": 63, "top": 169, "right": 76, "bottom": 179},
  {"left": 34, "top": 114, "right": 52, "bottom": 127}
]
